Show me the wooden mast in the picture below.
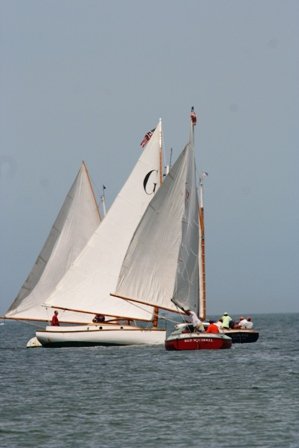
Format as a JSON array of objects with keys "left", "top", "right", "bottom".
[
  {"left": 199, "top": 172, "right": 207, "bottom": 320},
  {"left": 152, "top": 118, "right": 163, "bottom": 328},
  {"left": 190, "top": 107, "right": 205, "bottom": 319},
  {"left": 191, "top": 106, "right": 208, "bottom": 321}
]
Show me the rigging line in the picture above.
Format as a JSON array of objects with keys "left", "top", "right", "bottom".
[
  {"left": 88, "top": 169, "right": 106, "bottom": 212},
  {"left": 120, "top": 297, "right": 155, "bottom": 317},
  {"left": 159, "top": 300, "right": 193, "bottom": 326},
  {"left": 120, "top": 296, "right": 183, "bottom": 326},
  {"left": 157, "top": 309, "right": 195, "bottom": 335},
  {"left": 20, "top": 320, "right": 47, "bottom": 329},
  {"left": 158, "top": 315, "right": 181, "bottom": 325},
  {"left": 169, "top": 302, "right": 196, "bottom": 334}
]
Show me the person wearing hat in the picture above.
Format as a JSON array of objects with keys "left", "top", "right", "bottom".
[
  {"left": 51, "top": 310, "right": 60, "bottom": 326},
  {"left": 220, "top": 312, "right": 232, "bottom": 329}
]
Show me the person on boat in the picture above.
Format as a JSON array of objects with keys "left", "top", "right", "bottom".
[
  {"left": 185, "top": 309, "right": 204, "bottom": 332},
  {"left": 246, "top": 317, "right": 253, "bottom": 329},
  {"left": 92, "top": 313, "right": 105, "bottom": 323},
  {"left": 236, "top": 316, "right": 247, "bottom": 329},
  {"left": 237, "top": 316, "right": 253, "bottom": 329},
  {"left": 220, "top": 312, "right": 233, "bottom": 329},
  {"left": 215, "top": 318, "right": 224, "bottom": 330},
  {"left": 206, "top": 320, "right": 220, "bottom": 333},
  {"left": 51, "top": 310, "right": 60, "bottom": 326}
]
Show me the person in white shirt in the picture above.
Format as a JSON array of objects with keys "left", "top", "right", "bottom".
[
  {"left": 237, "top": 316, "right": 248, "bottom": 329},
  {"left": 185, "top": 309, "right": 205, "bottom": 332},
  {"left": 215, "top": 318, "right": 224, "bottom": 332},
  {"left": 238, "top": 316, "right": 254, "bottom": 329},
  {"left": 245, "top": 317, "right": 253, "bottom": 329}
]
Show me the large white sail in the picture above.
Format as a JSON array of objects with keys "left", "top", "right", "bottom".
[
  {"left": 5, "top": 162, "right": 101, "bottom": 322},
  {"left": 45, "top": 122, "right": 163, "bottom": 321},
  {"left": 114, "top": 142, "right": 200, "bottom": 315}
]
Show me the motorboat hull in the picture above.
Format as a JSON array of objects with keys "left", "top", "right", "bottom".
[
  {"left": 165, "top": 332, "right": 232, "bottom": 350},
  {"left": 36, "top": 324, "right": 165, "bottom": 347},
  {"left": 223, "top": 329, "right": 259, "bottom": 343}
]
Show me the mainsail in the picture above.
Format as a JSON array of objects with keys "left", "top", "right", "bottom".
[
  {"left": 5, "top": 162, "right": 101, "bottom": 322},
  {"left": 113, "top": 142, "right": 200, "bottom": 316},
  {"left": 44, "top": 122, "right": 163, "bottom": 321}
]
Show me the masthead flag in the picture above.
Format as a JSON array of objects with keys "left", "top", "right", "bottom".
[
  {"left": 191, "top": 107, "right": 197, "bottom": 125},
  {"left": 140, "top": 128, "right": 156, "bottom": 149}
]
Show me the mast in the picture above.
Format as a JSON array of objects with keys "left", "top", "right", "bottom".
[
  {"left": 159, "top": 118, "right": 163, "bottom": 185},
  {"left": 190, "top": 106, "right": 203, "bottom": 319},
  {"left": 190, "top": 106, "right": 207, "bottom": 320},
  {"left": 83, "top": 161, "right": 102, "bottom": 220},
  {"left": 165, "top": 147, "right": 173, "bottom": 176},
  {"left": 199, "top": 171, "right": 208, "bottom": 320},
  {"left": 101, "top": 185, "right": 107, "bottom": 216},
  {"left": 152, "top": 118, "right": 163, "bottom": 328}
]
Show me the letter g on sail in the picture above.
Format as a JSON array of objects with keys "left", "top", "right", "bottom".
[{"left": 143, "top": 170, "right": 158, "bottom": 195}]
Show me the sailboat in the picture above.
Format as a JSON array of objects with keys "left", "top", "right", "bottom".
[
  {"left": 198, "top": 172, "right": 259, "bottom": 344},
  {"left": 28, "top": 121, "right": 166, "bottom": 347},
  {"left": 112, "top": 110, "right": 232, "bottom": 350},
  {"left": 4, "top": 162, "right": 101, "bottom": 332}
]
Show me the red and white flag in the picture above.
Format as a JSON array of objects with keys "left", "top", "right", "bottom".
[
  {"left": 190, "top": 107, "right": 197, "bottom": 125},
  {"left": 140, "top": 128, "right": 156, "bottom": 148}
]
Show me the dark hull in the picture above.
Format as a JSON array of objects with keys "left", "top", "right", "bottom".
[
  {"left": 223, "top": 330, "right": 259, "bottom": 343},
  {"left": 165, "top": 333, "right": 232, "bottom": 351}
]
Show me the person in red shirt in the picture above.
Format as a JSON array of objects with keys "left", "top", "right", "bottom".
[
  {"left": 206, "top": 320, "right": 219, "bottom": 333},
  {"left": 51, "top": 310, "right": 60, "bottom": 326}
]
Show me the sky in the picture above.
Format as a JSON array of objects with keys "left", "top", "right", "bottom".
[{"left": 0, "top": 0, "right": 298, "bottom": 316}]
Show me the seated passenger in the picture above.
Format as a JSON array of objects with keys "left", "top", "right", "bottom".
[
  {"left": 206, "top": 320, "right": 220, "bottom": 333},
  {"left": 245, "top": 317, "right": 253, "bottom": 329},
  {"left": 237, "top": 316, "right": 248, "bottom": 329},
  {"left": 92, "top": 313, "right": 105, "bottom": 323},
  {"left": 215, "top": 318, "right": 223, "bottom": 330}
]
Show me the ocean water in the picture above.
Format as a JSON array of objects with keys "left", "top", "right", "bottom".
[{"left": 0, "top": 314, "right": 298, "bottom": 448}]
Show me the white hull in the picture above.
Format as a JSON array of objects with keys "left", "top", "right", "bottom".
[{"left": 36, "top": 324, "right": 165, "bottom": 347}]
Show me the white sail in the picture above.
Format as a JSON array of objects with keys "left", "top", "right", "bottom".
[
  {"left": 5, "top": 162, "right": 101, "bottom": 322},
  {"left": 114, "top": 142, "right": 200, "bottom": 315},
  {"left": 44, "top": 122, "right": 163, "bottom": 321}
]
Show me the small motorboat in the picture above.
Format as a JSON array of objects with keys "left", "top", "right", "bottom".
[
  {"left": 165, "top": 324, "right": 232, "bottom": 351},
  {"left": 222, "top": 328, "right": 259, "bottom": 343}
]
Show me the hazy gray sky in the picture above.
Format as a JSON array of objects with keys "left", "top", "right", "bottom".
[{"left": 1, "top": 0, "right": 298, "bottom": 316}]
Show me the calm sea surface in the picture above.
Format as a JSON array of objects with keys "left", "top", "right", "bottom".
[{"left": 0, "top": 313, "right": 298, "bottom": 448}]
